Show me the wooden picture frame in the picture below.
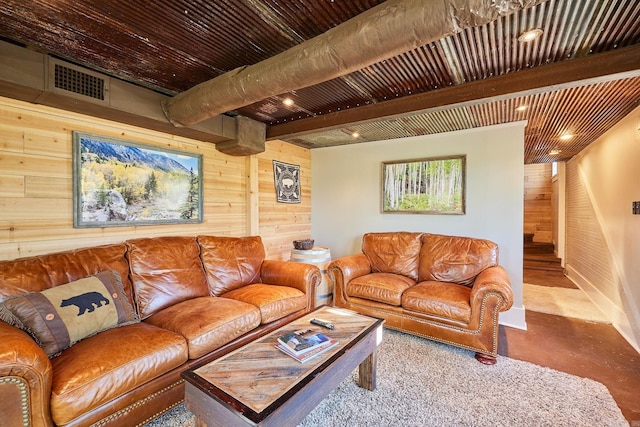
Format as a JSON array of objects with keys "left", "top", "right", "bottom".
[
  {"left": 73, "top": 131, "right": 203, "bottom": 227},
  {"left": 381, "top": 155, "right": 466, "bottom": 214}
]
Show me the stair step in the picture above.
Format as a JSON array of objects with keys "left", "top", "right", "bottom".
[
  {"left": 532, "top": 230, "right": 552, "bottom": 243},
  {"left": 524, "top": 246, "right": 554, "bottom": 257},
  {"left": 525, "top": 265, "right": 564, "bottom": 272},
  {"left": 524, "top": 238, "right": 554, "bottom": 250},
  {"left": 523, "top": 234, "right": 562, "bottom": 271},
  {"left": 524, "top": 253, "right": 561, "bottom": 262},
  {"left": 524, "top": 255, "right": 561, "bottom": 263},
  {"left": 524, "top": 259, "right": 564, "bottom": 272}
]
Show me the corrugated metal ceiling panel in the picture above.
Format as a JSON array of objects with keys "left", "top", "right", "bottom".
[
  {"left": 291, "top": 76, "right": 640, "bottom": 163},
  {"left": 256, "top": 0, "right": 386, "bottom": 40}
]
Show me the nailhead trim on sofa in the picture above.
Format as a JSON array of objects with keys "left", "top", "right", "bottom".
[
  {"left": 0, "top": 376, "right": 30, "bottom": 426},
  {"left": 93, "top": 380, "right": 184, "bottom": 427}
]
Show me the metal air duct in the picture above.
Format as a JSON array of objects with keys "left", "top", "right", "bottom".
[{"left": 162, "top": 0, "right": 544, "bottom": 127}]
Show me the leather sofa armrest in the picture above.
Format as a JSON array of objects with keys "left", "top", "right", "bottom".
[
  {"left": 0, "top": 321, "right": 53, "bottom": 427},
  {"left": 261, "top": 260, "right": 322, "bottom": 308},
  {"left": 469, "top": 266, "right": 514, "bottom": 312},
  {"left": 328, "top": 253, "right": 372, "bottom": 296}
]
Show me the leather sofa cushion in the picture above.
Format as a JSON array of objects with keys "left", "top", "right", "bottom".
[
  {"left": 127, "top": 236, "right": 209, "bottom": 319},
  {"left": 198, "top": 235, "right": 265, "bottom": 296},
  {"left": 419, "top": 233, "right": 498, "bottom": 286},
  {"left": 223, "top": 284, "right": 306, "bottom": 323},
  {"left": 49, "top": 322, "right": 187, "bottom": 426},
  {"left": 347, "top": 273, "right": 415, "bottom": 306},
  {"left": 402, "top": 281, "right": 471, "bottom": 323},
  {"left": 362, "top": 232, "right": 422, "bottom": 281},
  {"left": 144, "top": 296, "right": 261, "bottom": 359},
  {"left": 0, "top": 243, "right": 133, "bottom": 305},
  {"left": 38, "top": 244, "right": 134, "bottom": 303},
  {"left": 0, "top": 256, "right": 51, "bottom": 299}
]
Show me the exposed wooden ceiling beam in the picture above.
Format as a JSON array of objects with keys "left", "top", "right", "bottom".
[{"left": 267, "top": 44, "right": 640, "bottom": 140}]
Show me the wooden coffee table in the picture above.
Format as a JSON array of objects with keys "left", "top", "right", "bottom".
[{"left": 182, "top": 306, "right": 384, "bottom": 427}]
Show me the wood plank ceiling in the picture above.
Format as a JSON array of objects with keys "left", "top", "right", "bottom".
[{"left": 0, "top": 0, "right": 638, "bottom": 163}]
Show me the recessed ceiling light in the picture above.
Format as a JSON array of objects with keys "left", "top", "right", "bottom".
[
  {"left": 282, "top": 98, "right": 294, "bottom": 107},
  {"left": 516, "top": 105, "right": 528, "bottom": 112},
  {"left": 351, "top": 132, "right": 360, "bottom": 138},
  {"left": 549, "top": 149, "right": 562, "bottom": 155},
  {"left": 559, "top": 133, "right": 574, "bottom": 141},
  {"left": 518, "top": 28, "right": 543, "bottom": 43}
]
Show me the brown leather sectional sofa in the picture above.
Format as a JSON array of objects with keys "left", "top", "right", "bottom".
[
  {"left": 0, "top": 235, "right": 321, "bottom": 427},
  {"left": 329, "top": 232, "right": 513, "bottom": 364}
]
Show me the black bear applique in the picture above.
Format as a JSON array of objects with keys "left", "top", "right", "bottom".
[{"left": 60, "top": 291, "right": 110, "bottom": 316}]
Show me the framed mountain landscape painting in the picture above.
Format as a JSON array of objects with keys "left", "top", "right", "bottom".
[{"left": 73, "top": 131, "right": 203, "bottom": 227}]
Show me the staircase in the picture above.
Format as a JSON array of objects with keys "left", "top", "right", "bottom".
[{"left": 523, "top": 234, "right": 563, "bottom": 272}]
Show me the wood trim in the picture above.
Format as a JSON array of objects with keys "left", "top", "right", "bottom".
[
  {"left": 267, "top": 45, "right": 640, "bottom": 140},
  {"left": 247, "top": 155, "right": 259, "bottom": 235}
]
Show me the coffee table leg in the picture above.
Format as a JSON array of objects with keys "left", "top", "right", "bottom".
[{"left": 357, "top": 349, "right": 377, "bottom": 391}]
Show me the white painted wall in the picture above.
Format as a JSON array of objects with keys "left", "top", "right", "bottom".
[
  {"left": 311, "top": 122, "right": 527, "bottom": 329},
  {"left": 566, "top": 105, "right": 640, "bottom": 351},
  {"left": 552, "top": 162, "right": 566, "bottom": 266}
]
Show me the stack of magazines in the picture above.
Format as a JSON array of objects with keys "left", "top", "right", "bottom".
[{"left": 275, "top": 328, "right": 338, "bottom": 363}]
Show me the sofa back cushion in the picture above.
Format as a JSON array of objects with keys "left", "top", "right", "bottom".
[
  {"left": 198, "top": 235, "right": 265, "bottom": 296},
  {"left": 0, "top": 257, "right": 52, "bottom": 300},
  {"left": 0, "top": 244, "right": 132, "bottom": 305},
  {"left": 41, "top": 244, "right": 134, "bottom": 304},
  {"left": 418, "top": 233, "right": 498, "bottom": 286},
  {"left": 126, "top": 236, "right": 208, "bottom": 319},
  {"left": 362, "top": 232, "right": 423, "bottom": 281}
]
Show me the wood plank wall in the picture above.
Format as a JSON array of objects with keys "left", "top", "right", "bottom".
[
  {"left": 0, "top": 96, "right": 311, "bottom": 261},
  {"left": 523, "top": 163, "right": 553, "bottom": 243},
  {"left": 257, "top": 141, "right": 312, "bottom": 261}
]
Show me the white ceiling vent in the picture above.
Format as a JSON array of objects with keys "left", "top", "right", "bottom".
[{"left": 48, "top": 58, "right": 110, "bottom": 104}]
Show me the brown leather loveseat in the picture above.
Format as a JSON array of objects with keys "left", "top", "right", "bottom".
[
  {"left": 329, "top": 232, "right": 513, "bottom": 364},
  {"left": 0, "top": 235, "right": 320, "bottom": 427}
]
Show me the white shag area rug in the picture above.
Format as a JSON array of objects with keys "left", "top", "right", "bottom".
[
  {"left": 524, "top": 283, "right": 611, "bottom": 323},
  {"left": 146, "top": 329, "right": 627, "bottom": 427}
]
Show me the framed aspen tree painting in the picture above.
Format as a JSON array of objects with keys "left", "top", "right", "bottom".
[
  {"left": 73, "top": 131, "right": 203, "bottom": 227},
  {"left": 381, "top": 155, "right": 465, "bottom": 215}
]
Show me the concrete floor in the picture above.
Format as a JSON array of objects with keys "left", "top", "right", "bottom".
[{"left": 499, "top": 243, "right": 640, "bottom": 423}]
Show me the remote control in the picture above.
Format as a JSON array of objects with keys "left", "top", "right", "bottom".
[{"left": 310, "top": 318, "right": 334, "bottom": 329}]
